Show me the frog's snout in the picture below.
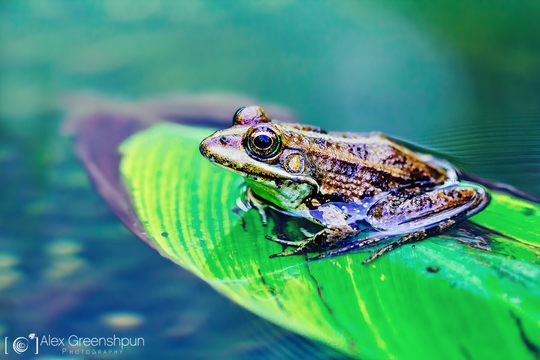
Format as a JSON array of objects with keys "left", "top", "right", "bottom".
[
  {"left": 199, "top": 136, "right": 214, "bottom": 161},
  {"left": 199, "top": 133, "right": 236, "bottom": 164}
]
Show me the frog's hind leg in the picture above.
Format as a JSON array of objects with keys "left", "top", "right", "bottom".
[
  {"left": 311, "top": 216, "right": 459, "bottom": 264},
  {"left": 313, "top": 184, "right": 490, "bottom": 263},
  {"left": 367, "top": 185, "right": 489, "bottom": 233},
  {"left": 364, "top": 184, "right": 489, "bottom": 262},
  {"left": 308, "top": 230, "right": 400, "bottom": 262}
]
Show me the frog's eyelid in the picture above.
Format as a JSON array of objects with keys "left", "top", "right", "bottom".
[{"left": 233, "top": 105, "right": 271, "bottom": 126}]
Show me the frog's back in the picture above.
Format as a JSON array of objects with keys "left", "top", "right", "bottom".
[{"left": 281, "top": 125, "right": 447, "bottom": 200}]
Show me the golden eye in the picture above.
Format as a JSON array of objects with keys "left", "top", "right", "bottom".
[{"left": 245, "top": 126, "right": 282, "bottom": 160}]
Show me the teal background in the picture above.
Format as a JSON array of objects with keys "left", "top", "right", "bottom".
[{"left": 1, "top": 1, "right": 539, "bottom": 358}]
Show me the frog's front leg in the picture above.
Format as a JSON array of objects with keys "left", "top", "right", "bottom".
[
  {"left": 268, "top": 224, "right": 359, "bottom": 257},
  {"left": 244, "top": 187, "right": 270, "bottom": 226}
]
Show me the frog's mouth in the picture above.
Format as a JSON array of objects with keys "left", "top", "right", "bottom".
[{"left": 199, "top": 130, "right": 319, "bottom": 191}]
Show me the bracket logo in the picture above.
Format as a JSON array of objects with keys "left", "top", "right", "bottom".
[{"left": 4, "top": 333, "right": 39, "bottom": 355}]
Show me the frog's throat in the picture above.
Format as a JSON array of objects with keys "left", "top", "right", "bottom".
[{"left": 245, "top": 178, "right": 313, "bottom": 210}]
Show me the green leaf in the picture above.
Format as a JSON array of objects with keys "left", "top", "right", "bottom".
[{"left": 120, "top": 122, "right": 540, "bottom": 360}]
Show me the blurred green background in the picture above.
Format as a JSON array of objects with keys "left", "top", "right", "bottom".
[{"left": 1, "top": 1, "right": 539, "bottom": 358}]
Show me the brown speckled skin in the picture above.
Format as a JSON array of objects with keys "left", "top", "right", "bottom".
[
  {"left": 278, "top": 125, "right": 448, "bottom": 206},
  {"left": 200, "top": 106, "right": 490, "bottom": 262}
]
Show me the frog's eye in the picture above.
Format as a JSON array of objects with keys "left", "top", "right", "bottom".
[{"left": 245, "top": 126, "right": 282, "bottom": 160}]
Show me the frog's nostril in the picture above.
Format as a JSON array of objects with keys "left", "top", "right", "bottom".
[{"left": 219, "top": 136, "right": 230, "bottom": 145}]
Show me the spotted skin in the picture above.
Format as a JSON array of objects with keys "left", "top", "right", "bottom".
[{"left": 200, "top": 106, "right": 490, "bottom": 262}]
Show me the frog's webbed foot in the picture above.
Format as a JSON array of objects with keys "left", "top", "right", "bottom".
[
  {"left": 360, "top": 233, "right": 419, "bottom": 264},
  {"left": 312, "top": 216, "right": 461, "bottom": 263},
  {"left": 309, "top": 232, "right": 394, "bottom": 263},
  {"left": 442, "top": 221, "right": 509, "bottom": 252},
  {"left": 362, "top": 218, "right": 461, "bottom": 263}
]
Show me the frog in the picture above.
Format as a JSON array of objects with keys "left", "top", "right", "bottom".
[{"left": 199, "top": 106, "right": 490, "bottom": 263}]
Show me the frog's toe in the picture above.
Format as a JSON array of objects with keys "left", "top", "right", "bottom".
[
  {"left": 269, "top": 246, "right": 309, "bottom": 258},
  {"left": 308, "top": 235, "right": 385, "bottom": 261},
  {"left": 299, "top": 227, "right": 316, "bottom": 237},
  {"left": 264, "top": 235, "right": 308, "bottom": 247},
  {"left": 308, "top": 246, "right": 351, "bottom": 261}
]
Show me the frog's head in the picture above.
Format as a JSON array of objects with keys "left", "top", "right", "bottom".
[{"left": 199, "top": 106, "right": 318, "bottom": 209}]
